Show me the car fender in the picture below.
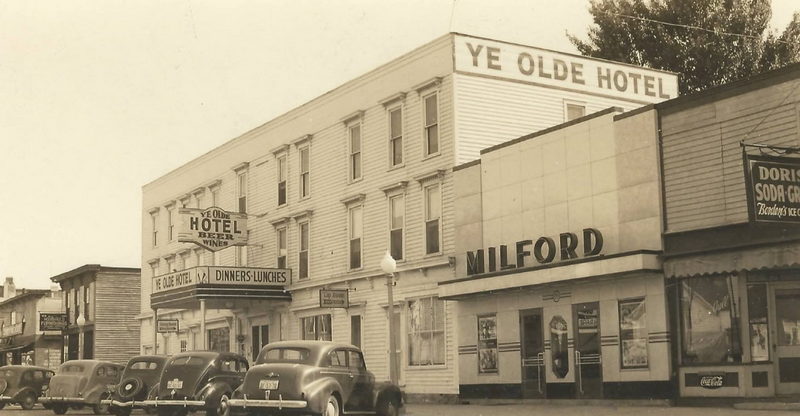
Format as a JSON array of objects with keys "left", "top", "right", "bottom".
[
  {"left": 200, "top": 381, "right": 233, "bottom": 407},
  {"left": 84, "top": 384, "right": 110, "bottom": 404},
  {"left": 303, "top": 376, "right": 344, "bottom": 414},
  {"left": 371, "top": 382, "right": 403, "bottom": 410},
  {"left": 12, "top": 387, "right": 38, "bottom": 401}
]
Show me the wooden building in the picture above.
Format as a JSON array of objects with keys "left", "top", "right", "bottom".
[{"left": 0, "top": 282, "right": 63, "bottom": 368}]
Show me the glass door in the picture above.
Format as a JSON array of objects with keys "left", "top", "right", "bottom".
[
  {"left": 774, "top": 288, "right": 800, "bottom": 395},
  {"left": 573, "top": 302, "right": 602, "bottom": 398},
  {"left": 520, "top": 309, "right": 546, "bottom": 398}
]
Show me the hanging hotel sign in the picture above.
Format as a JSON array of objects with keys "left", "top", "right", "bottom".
[
  {"left": 157, "top": 319, "right": 179, "bottom": 333},
  {"left": 454, "top": 34, "right": 678, "bottom": 103},
  {"left": 39, "top": 313, "right": 68, "bottom": 332},
  {"left": 178, "top": 206, "right": 248, "bottom": 251},
  {"left": 743, "top": 153, "right": 800, "bottom": 224},
  {"left": 319, "top": 289, "right": 349, "bottom": 308},
  {"left": 152, "top": 266, "right": 291, "bottom": 294}
]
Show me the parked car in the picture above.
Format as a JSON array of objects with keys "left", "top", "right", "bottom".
[
  {"left": 100, "top": 355, "right": 169, "bottom": 416},
  {"left": 40, "top": 360, "right": 124, "bottom": 415},
  {"left": 140, "top": 351, "right": 248, "bottom": 416},
  {"left": 0, "top": 365, "right": 55, "bottom": 410},
  {"left": 227, "top": 341, "right": 403, "bottom": 416}
]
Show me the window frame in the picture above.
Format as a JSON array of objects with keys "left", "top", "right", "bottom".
[
  {"left": 422, "top": 91, "right": 440, "bottom": 158},
  {"left": 301, "top": 314, "right": 332, "bottom": 341},
  {"left": 277, "top": 154, "right": 288, "bottom": 206},
  {"left": 276, "top": 226, "right": 287, "bottom": 269},
  {"left": 237, "top": 170, "right": 248, "bottom": 213},
  {"left": 563, "top": 99, "right": 586, "bottom": 122},
  {"left": 348, "top": 204, "right": 363, "bottom": 270},
  {"left": 406, "top": 296, "right": 446, "bottom": 367},
  {"left": 423, "top": 183, "right": 442, "bottom": 255},
  {"left": 298, "top": 221, "right": 309, "bottom": 280},
  {"left": 348, "top": 123, "right": 363, "bottom": 182},
  {"left": 618, "top": 297, "right": 648, "bottom": 369},
  {"left": 388, "top": 105, "right": 403, "bottom": 168},
  {"left": 389, "top": 194, "right": 405, "bottom": 261},
  {"left": 299, "top": 146, "right": 310, "bottom": 199},
  {"left": 151, "top": 211, "right": 159, "bottom": 247},
  {"left": 166, "top": 206, "right": 175, "bottom": 242}
]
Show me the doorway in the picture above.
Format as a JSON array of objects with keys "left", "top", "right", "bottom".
[
  {"left": 520, "top": 308, "right": 546, "bottom": 398},
  {"left": 251, "top": 325, "right": 268, "bottom": 361},
  {"left": 774, "top": 288, "right": 800, "bottom": 395},
  {"left": 573, "top": 302, "right": 602, "bottom": 398}
]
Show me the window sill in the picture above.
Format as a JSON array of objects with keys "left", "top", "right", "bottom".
[
  {"left": 423, "top": 152, "right": 442, "bottom": 161},
  {"left": 388, "top": 163, "right": 405, "bottom": 172},
  {"left": 405, "top": 364, "right": 448, "bottom": 371}
]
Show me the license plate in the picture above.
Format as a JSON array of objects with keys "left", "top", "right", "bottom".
[
  {"left": 259, "top": 379, "right": 279, "bottom": 390},
  {"left": 167, "top": 380, "right": 184, "bottom": 389},
  {"left": 106, "top": 384, "right": 117, "bottom": 390}
]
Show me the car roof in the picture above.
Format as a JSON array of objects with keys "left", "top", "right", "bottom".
[
  {"left": 170, "top": 351, "right": 246, "bottom": 360},
  {"left": 0, "top": 365, "right": 53, "bottom": 372},
  {"left": 263, "top": 340, "right": 361, "bottom": 354},
  {"left": 128, "top": 355, "right": 169, "bottom": 362},
  {"left": 61, "top": 360, "right": 123, "bottom": 368}
]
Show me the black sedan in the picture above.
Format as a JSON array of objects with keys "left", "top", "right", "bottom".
[{"left": 101, "top": 355, "right": 169, "bottom": 416}]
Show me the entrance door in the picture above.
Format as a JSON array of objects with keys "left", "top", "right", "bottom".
[
  {"left": 520, "top": 308, "right": 546, "bottom": 398},
  {"left": 251, "top": 325, "right": 268, "bottom": 361},
  {"left": 573, "top": 302, "right": 602, "bottom": 398},
  {"left": 774, "top": 288, "right": 800, "bottom": 394}
]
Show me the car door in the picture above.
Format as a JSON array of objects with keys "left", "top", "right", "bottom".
[
  {"left": 327, "top": 350, "right": 354, "bottom": 405},
  {"left": 345, "top": 350, "right": 372, "bottom": 412}
]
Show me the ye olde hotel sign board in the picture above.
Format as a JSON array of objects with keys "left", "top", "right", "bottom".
[
  {"left": 744, "top": 153, "right": 800, "bottom": 223},
  {"left": 178, "top": 206, "right": 248, "bottom": 251},
  {"left": 152, "top": 266, "right": 290, "bottom": 294}
]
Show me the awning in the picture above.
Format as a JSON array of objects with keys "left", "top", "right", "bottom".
[
  {"left": 0, "top": 334, "right": 39, "bottom": 353},
  {"left": 664, "top": 241, "right": 800, "bottom": 278}
]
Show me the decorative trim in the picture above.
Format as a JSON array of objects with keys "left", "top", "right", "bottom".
[
  {"left": 177, "top": 249, "right": 191, "bottom": 256},
  {"left": 163, "top": 200, "right": 177, "bottom": 209},
  {"left": 178, "top": 194, "right": 192, "bottom": 206},
  {"left": 192, "top": 187, "right": 205, "bottom": 197},
  {"left": 271, "top": 144, "right": 290, "bottom": 155},
  {"left": 292, "top": 134, "right": 313, "bottom": 147},
  {"left": 379, "top": 92, "right": 407, "bottom": 107},
  {"left": 380, "top": 181, "right": 408, "bottom": 195},
  {"left": 413, "top": 76, "right": 442, "bottom": 93},
  {"left": 232, "top": 162, "right": 250, "bottom": 173},
  {"left": 340, "top": 110, "right": 365, "bottom": 125},
  {"left": 290, "top": 209, "right": 313, "bottom": 220},
  {"left": 340, "top": 193, "right": 366, "bottom": 206},
  {"left": 148, "top": 207, "right": 160, "bottom": 215},
  {"left": 147, "top": 258, "right": 160, "bottom": 266},
  {"left": 206, "top": 179, "right": 222, "bottom": 190},
  {"left": 269, "top": 216, "right": 290, "bottom": 227},
  {"left": 413, "top": 169, "right": 446, "bottom": 185},
  {"left": 162, "top": 253, "right": 176, "bottom": 261}
]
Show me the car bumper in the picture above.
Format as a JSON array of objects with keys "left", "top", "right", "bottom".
[
  {"left": 39, "top": 397, "right": 86, "bottom": 404},
  {"left": 0, "top": 395, "right": 14, "bottom": 402},
  {"left": 139, "top": 399, "right": 206, "bottom": 407},
  {"left": 100, "top": 399, "right": 147, "bottom": 408},
  {"left": 227, "top": 397, "right": 307, "bottom": 410}
]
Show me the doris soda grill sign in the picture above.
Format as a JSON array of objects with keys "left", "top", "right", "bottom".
[
  {"left": 743, "top": 153, "right": 800, "bottom": 224},
  {"left": 178, "top": 206, "right": 248, "bottom": 251}
]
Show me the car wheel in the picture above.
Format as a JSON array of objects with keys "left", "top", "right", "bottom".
[
  {"left": 93, "top": 392, "right": 112, "bottom": 415},
  {"left": 322, "top": 394, "right": 340, "bottom": 416},
  {"left": 117, "top": 377, "right": 144, "bottom": 400},
  {"left": 377, "top": 396, "right": 400, "bottom": 416},
  {"left": 113, "top": 406, "right": 132, "bottom": 416},
  {"left": 52, "top": 404, "right": 69, "bottom": 415},
  {"left": 206, "top": 393, "right": 230, "bottom": 416},
  {"left": 20, "top": 391, "right": 37, "bottom": 410},
  {"left": 0, "top": 402, "right": 5, "bottom": 410}
]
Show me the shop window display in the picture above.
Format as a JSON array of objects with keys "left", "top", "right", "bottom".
[
  {"left": 619, "top": 298, "right": 648, "bottom": 368},
  {"left": 680, "top": 274, "right": 741, "bottom": 364},
  {"left": 747, "top": 284, "right": 770, "bottom": 362},
  {"left": 477, "top": 315, "right": 498, "bottom": 373}
]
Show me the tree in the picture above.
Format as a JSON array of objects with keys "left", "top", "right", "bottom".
[{"left": 569, "top": 0, "right": 800, "bottom": 94}]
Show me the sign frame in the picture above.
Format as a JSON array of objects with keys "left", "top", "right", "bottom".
[
  {"left": 742, "top": 151, "right": 800, "bottom": 224},
  {"left": 156, "top": 319, "right": 180, "bottom": 334},
  {"left": 178, "top": 206, "right": 248, "bottom": 252},
  {"left": 319, "top": 289, "right": 349, "bottom": 309},
  {"left": 39, "top": 313, "right": 68, "bottom": 332}
]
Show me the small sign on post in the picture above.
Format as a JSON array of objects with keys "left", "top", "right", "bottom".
[
  {"left": 319, "top": 289, "right": 349, "bottom": 308},
  {"left": 157, "top": 319, "right": 179, "bottom": 333},
  {"left": 39, "top": 313, "right": 68, "bottom": 332}
]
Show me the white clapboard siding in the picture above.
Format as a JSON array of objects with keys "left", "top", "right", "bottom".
[{"left": 95, "top": 271, "right": 142, "bottom": 365}]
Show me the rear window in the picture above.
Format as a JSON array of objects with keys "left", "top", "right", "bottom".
[
  {"left": 257, "top": 348, "right": 312, "bottom": 364},
  {"left": 170, "top": 356, "right": 208, "bottom": 367},
  {"left": 60, "top": 364, "right": 87, "bottom": 373},
  {"left": 130, "top": 361, "right": 160, "bottom": 370}
]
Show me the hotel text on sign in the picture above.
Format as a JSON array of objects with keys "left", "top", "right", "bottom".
[
  {"left": 152, "top": 266, "right": 292, "bottom": 294},
  {"left": 454, "top": 34, "right": 678, "bottom": 103},
  {"left": 178, "top": 207, "right": 248, "bottom": 252}
]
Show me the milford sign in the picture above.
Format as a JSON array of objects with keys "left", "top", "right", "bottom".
[
  {"left": 152, "top": 266, "right": 291, "bottom": 294},
  {"left": 178, "top": 207, "right": 248, "bottom": 251},
  {"left": 744, "top": 153, "right": 800, "bottom": 223},
  {"left": 466, "top": 228, "right": 603, "bottom": 276}
]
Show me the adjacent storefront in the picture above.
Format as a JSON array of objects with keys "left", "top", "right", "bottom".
[{"left": 0, "top": 286, "right": 64, "bottom": 368}]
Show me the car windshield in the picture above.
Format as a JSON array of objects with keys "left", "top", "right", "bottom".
[
  {"left": 169, "top": 356, "right": 208, "bottom": 367},
  {"left": 60, "top": 364, "right": 87, "bottom": 373},
  {"left": 129, "top": 361, "right": 160, "bottom": 370},
  {"left": 256, "top": 348, "right": 312, "bottom": 364}
]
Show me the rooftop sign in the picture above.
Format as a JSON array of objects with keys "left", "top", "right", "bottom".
[
  {"left": 178, "top": 207, "right": 248, "bottom": 252},
  {"left": 454, "top": 34, "right": 678, "bottom": 103},
  {"left": 152, "top": 266, "right": 291, "bottom": 294}
]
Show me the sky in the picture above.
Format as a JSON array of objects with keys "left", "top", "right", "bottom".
[{"left": 1, "top": 0, "right": 798, "bottom": 289}]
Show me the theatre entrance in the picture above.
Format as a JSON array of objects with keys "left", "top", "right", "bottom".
[
  {"left": 520, "top": 308, "right": 546, "bottom": 398},
  {"left": 574, "top": 302, "right": 602, "bottom": 398}
]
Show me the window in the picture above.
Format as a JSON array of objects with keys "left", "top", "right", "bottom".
[
  {"left": 348, "top": 350, "right": 365, "bottom": 369},
  {"left": 180, "top": 340, "right": 188, "bottom": 353},
  {"left": 328, "top": 350, "right": 347, "bottom": 367},
  {"left": 195, "top": 192, "right": 203, "bottom": 208},
  {"left": 211, "top": 187, "right": 220, "bottom": 207},
  {"left": 351, "top": 315, "right": 362, "bottom": 348},
  {"left": 167, "top": 206, "right": 175, "bottom": 241},
  {"left": 302, "top": 314, "right": 332, "bottom": 341},
  {"left": 349, "top": 205, "right": 363, "bottom": 269},
  {"left": 235, "top": 246, "right": 247, "bottom": 266},
  {"left": 748, "top": 284, "right": 769, "bottom": 362},
  {"left": 151, "top": 212, "right": 159, "bottom": 247},
  {"left": 408, "top": 297, "right": 445, "bottom": 366},
  {"left": 565, "top": 102, "right": 586, "bottom": 121},
  {"left": 680, "top": 274, "right": 741, "bottom": 364},
  {"left": 424, "top": 93, "right": 439, "bottom": 156},
  {"left": 298, "top": 222, "right": 309, "bottom": 279},
  {"left": 251, "top": 325, "right": 269, "bottom": 362},
  {"left": 619, "top": 298, "right": 648, "bottom": 368},
  {"left": 208, "top": 327, "right": 231, "bottom": 353},
  {"left": 195, "top": 250, "right": 203, "bottom": 267},
  {"left": 84, "top": 282, "right": 92, "bottom": 321},
  {"left": 424, "top": 184, "right": 441, "bottom": 254},
  {"left": 276, "top": 227, "right": 287, "bottom": 269},
  {"left": 237, "top": 171, "right": 247, "bottom": 213},
  {"left": 349, "top": 124, "right": 362, "bottom": 181},
  {"left": 277, "top": 155, "right": 287, "bottom": 206},
  {"left": 299, "top": 147, "right": 310, "bottom": 198},
  {"left": 166, "top": 257, "right": 175, "bottom": 273},
  {"left": 389, "top": 195, "right": 404, "bottom": 260},
  {"left": 64, "top": 290, "right": 71, "bottom": 325},
  {"left": 389, "top": 107, "right": 403, "bottom": 166}
]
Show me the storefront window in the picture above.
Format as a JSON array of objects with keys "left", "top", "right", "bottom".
[
  {"left": 208, "top": 327, "right": 230, "bottom": 352},
  {"left": 302, "top": 315, "right": 331, "bottom": 341},
  {"left": 477, "top": 315, "right": 498, "bottom": 374},
  {"left": 619, "top": 298, "right": 648, "bottom": 368},
  {"left": 747, "top": 284, "right": 769, "bottom": 361},
  {"left": 775, "top": 290, "right": 800, "bottom": 346},
  {"left": 680, "top": 274, "right": 741, "bottom": 364},
  {"left": 408, "top": 297, "right": 445, "bottom": 366}
]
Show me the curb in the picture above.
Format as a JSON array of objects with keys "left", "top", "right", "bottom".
[
  {"left": 733, "top": 402, "right": 800, "bottom": 411},
  {"left": 454, "top": 398, "right": 672, "bottom": 407}
]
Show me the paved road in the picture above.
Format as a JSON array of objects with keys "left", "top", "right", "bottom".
[{"left": 2, "top": 403, "right": 798, "bottom": 416}]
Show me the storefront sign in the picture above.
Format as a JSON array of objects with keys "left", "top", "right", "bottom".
[
  {"left": 454, "top": 35, "right": 678, "bottom": 103},
  {"left": 699, "top": 374, "right": 725, "bottom": 389},
  {"left": 0, "top": 322, "right": 24, "bottom": 338},
  {"left": 466, "top": 228, "right": 603, "bottom": 276},
  {"left": 157, "top": 319, "right": 179, "bottom": 333},
  {"left": 743, "top": 153, "right": 800, "bottom": 223},
  {"left": 152, "top": 268, "right": 200, "bottom": 293},
  {"left": 178, "top": 207, "right": 248, "bottom": 251},
  {"left": 39, "top": 313, "right": 68, "bottom": 331},
  {"left": 152, "top": 266, "right": 290, "bottom": 294},
  {"left": 319, "top": 290, "right": 349, "bottom": 308}
]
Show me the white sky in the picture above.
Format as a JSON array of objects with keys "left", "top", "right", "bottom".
[{"left": 1, "top": 0, "right": 798, "bottom": 289}]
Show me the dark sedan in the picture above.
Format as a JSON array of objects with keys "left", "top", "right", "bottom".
[
  {"left": 227, "top": 340, "right": 403, "bottom": 416},
  {"left": 0, "top": 365, "right": 55, "bottom": 410},
  {"left": 101, "top": 355, "right": 169, "bottom": 416}
]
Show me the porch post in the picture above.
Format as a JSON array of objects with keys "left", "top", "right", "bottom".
[{"left": 200, "top": 299, "right": 207, "bottom": 350}]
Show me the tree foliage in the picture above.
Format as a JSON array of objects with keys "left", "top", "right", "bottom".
[{"left": 569, "top": 0, "right": 800, "bottom": 94}]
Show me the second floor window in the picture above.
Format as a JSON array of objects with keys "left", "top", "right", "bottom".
[
  {"left": 236, "top": 246, "right": 247, "bottom": 266},
  {"left": 167, "top": 207, "right": 175, "bottom": 241},
  {"left": 390, "top": 195, "right": 404, "bottom": 260},
  {"left": 277, "top": 227, "right": 287, "bottom": 268},
  {"left": 389, "top": 107, "right": 403, "bottom": 166},
  {"left": 299, "top": 147, "right": 310, "bottom": 198},
  {"left": 151, "top": 212, "right": 159, "bottom": 247},
  {"left": 349, "top": 205, "right": 363, "bottom": 269},
  {"left": 278, "top": 155, "right": 287, "bottom": 206},
  {"left": 425, "top": 184, "right": 441, "bottom": 254},
  {"left": 424, "top": 93, "right": 439, "bottom": 156},
  {"left": 349, "top": 124, "right": 362, "bottom": 181},
  {"left": 238, "top": 171, "right": 248, "bottom": 213},
  {"left": 299, "top": 222, "right": 309, "bottom": 279}
]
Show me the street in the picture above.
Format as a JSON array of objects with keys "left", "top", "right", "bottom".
[{"left": 1, "top": 403, "right": 799, "bottom": 416}]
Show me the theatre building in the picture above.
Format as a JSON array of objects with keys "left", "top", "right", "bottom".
[
  {"left": 141, "top": 33, "right": 676, "bottom": 398},
  {"left": 658, "top": 64, "right": 800, "bottom": 398},
  {"left": 443, "top": 107, "right": 671, "bottom": 399}
]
